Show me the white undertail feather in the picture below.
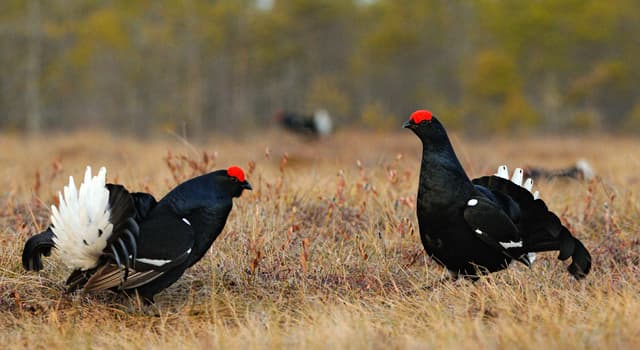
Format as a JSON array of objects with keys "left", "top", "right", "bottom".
[
  {"left": 495, "top": 165, "right": 509, "bottom": 179},
  {"left": 496, "top": 165, "right": 539, "bottom": 198},
  {"left": 51, "top": 166, "right": 112, "bottom": 270},
  {"left": 576, "top": 159, "right": 595, "bottom": 180},
  {"left": 313, "top": 109, "right": 333, "bottom": 136},
  {"left": 523, "top": 178, "right": 533, "bottom": 192},
  {"left": 511, "top": 168, "right": 524, "bottom": 186}
]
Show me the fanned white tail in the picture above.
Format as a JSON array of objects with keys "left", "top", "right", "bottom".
[{"left": 51, "top": 166, "right": 112, "bottom": 270}]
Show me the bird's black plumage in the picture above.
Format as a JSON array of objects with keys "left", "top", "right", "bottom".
[
  {"left": 130, "top": 191, "right": 158, "bottom": 221},
  {"left": 22, "top": 227, "right": 55, "bottom": 272},
  {"left": 22, "top": 167, "right": 251, "bottom": 303},
  {"left": 404, "top": 110, "right": 591, "bottom": 279}
]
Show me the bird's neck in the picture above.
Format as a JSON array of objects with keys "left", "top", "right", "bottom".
[{"left": 417, "top": 139, "right": 474, "bottom": 213}]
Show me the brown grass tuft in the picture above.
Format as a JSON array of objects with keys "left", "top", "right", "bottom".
[{"left": 1, "top": 130, "right": 639, "bottom": 348}]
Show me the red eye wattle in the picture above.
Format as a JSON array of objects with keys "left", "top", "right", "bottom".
[
  {"left": 226, "top": 166, "right": 246, "bottom": 182},
  {"left": 409, "top": 110, "right": 433, "bottom": 124}
]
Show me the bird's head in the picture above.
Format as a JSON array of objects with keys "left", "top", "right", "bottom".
[
  {"left": 225, "top": 166, "right": 252, "bottom": 197},
  {"left": 402, "top": 109, "right": 448, "bottom": 143},
  {"left": 402, "top": 109, "right": 433, "bottom": 130}
]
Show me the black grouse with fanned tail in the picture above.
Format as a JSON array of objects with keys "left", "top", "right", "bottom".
[
  {"left": 403, "top": 110, "right": 591, "bottom": 279},
  {"left": 23, "top": 166, "right": 251, "bottom": 303}
]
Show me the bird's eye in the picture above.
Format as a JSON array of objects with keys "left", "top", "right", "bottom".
[
  {"left": 231, "top": 177, "right": 238, "bottom": 182},
  {"left": 420, "top": 120, "right": 428, "bottom": 125}
]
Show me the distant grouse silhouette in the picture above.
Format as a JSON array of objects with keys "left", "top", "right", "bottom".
[
  {"left": 524, "top": 159, "right": 595, "bottom": 181},
  {"left": 275, "top": 109, "right": 333, "bottom": 138},
  {"left": 23, "top": 166, "right": 251, "bottom": 302},
  {"left": 404, "top": 110, "right": 591, "bottom": 279}
]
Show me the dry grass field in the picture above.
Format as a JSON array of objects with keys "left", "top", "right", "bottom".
[{"left": 1, "top": 129, "right": 639, "bottom": 349}]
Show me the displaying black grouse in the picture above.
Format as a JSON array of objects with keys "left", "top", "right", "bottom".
[
  {"left": 23, "top": 165, "right": 251, "bottom": 302},
  {"left": 403, "top": 110, "right": 591, "bottom": 279}
]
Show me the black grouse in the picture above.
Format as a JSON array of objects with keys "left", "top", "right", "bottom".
[
  {"left": 275, "top": 109, "right": 333, "bottom": 138},
  {"left": 23, "top": 165, "right": 251, "bottom": 302},
  {"left": 524, "top": 159, "right": 595, "bottom": 181},
  {"left": 403, "top": 110, "right": 591, "bottom": 279}
]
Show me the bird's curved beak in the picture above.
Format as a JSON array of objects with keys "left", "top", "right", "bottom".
[
  {"left": 242, "top": 181, "right": 253, "bottom": 190},
  {"left": 402, "top": 120, "right": 413, "bottom": 128}
]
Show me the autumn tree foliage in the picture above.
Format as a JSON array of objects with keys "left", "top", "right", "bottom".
[{"left": 0, "top": 0, "right": 637, "bottom": 134}]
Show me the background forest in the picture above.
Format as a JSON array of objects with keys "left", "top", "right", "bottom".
[{"left": 1, "top": 0, "right": 638, "bottom": 135}]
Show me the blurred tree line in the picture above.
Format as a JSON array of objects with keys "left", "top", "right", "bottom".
[{"left": 0, "top": 0, "right": 638, "bottom": 135}]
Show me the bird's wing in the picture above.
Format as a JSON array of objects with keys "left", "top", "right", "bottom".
[
  {"left": 130, "top": 191, "right": 158, "bottom": 221},
  {"left": 82, "top": 212, "right": 194, "bottom": 292},
  {"left": 473, "top": 175, "right": 561, "bottom": 238},
  {"left": 463, "top": 196, "right": 530, "bottom": 264}
]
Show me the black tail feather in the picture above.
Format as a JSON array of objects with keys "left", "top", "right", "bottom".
[
  {"left": 22, "top": 227, "right": 55, "bottom": 271},
  {"left": 556, "top": 228, "right": 591, "bottom": 278},
  {"left": 104, "top": 184, "right": 139, "bottom": 267},
  {"left": 526, "top": 227, "right": 592, "bottom": 279},
  {"left": 105, "top": 184, "right": 136, "bottom": 244},
  {"left": 97, "top": 184, "right": 141, "bottom": 288},
  {"left": 473, "top": 175, "right": 592, "bottom": 279},
  {"left": 567, "top": 237, "right": 591, "bottom": 278}
]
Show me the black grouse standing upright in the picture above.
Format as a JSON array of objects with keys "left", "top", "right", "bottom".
[
  {"left": 23, "top": 166, "right": 252, "bottom": 303},
  {"left": 403, "top": 110, "right": 591, "bottom": 278}
]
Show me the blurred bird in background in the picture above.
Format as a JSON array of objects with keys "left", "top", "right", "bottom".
[
  {"left": 274, "top": 109, "right": 333, "bottom": 139},
  {"left": 524, "top": 159, "right": 595, "bottom": 181}
]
